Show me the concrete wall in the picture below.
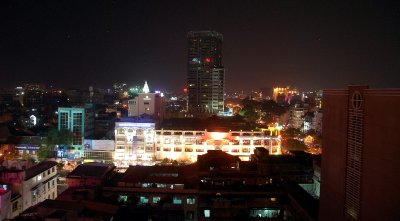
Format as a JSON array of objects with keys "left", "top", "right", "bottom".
[{"left": 319, "top": 90, "right": 348, "bottom": 221}]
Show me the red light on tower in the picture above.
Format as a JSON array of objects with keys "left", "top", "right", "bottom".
[{"left": 205, "top": 57, "right": 211, "bottom": 63}]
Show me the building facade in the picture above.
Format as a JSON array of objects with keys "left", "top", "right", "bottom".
[
  {"left": 289, "top": 104, "right": 308, "bottom": 129},
  {"left": 114, "top": 122, "right": 156, "bottom": 167},
  {"left": 114, "top": 121, "right": 281, "bottom": 166},
  {"left": 58, "top": 106, "right": 94, "bottom": 148},
  {"left": 0, "top": 161, "right": 58, "bottom": 218},
  {"left": 272, "top": 86, "right": 299, "bottom": 104},
  {"left": 187, "top": 31, "right": 224, "bottom": 115},
  {"left": 128, "top": 81, "right": 164, "bottom": 118},
  {"left": 319, "top": 86, "right": 400, "bottom": 221}
]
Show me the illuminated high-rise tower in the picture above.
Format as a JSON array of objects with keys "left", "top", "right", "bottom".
[{"left": 187, "top": 31, "right": 224, "bottom": 115}]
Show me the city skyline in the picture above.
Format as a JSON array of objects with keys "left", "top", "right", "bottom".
[{"left": 1, "top": 1, "right": 400, "bottom": 92}]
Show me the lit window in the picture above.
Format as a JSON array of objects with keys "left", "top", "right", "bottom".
[
  {"left": 204, "top": 209, "right": 211, "bottom": 218},
  {"left": 173, "top": 196, "right": 182, "bottom": 205},
  {"left": 118, "top": 195, "right": 128, "bottom": 203},
  {"left": 153, "top": 196, "right": 161, "bottom": 204},
  {"left": 37, "top": 174, "right": 42, "bottom": 181},
  {"left": 187, "top": 196, "right": 196, "bottom": 205},
  {"left": 139, "top": 196, "right": 149, "bottom": 204}
]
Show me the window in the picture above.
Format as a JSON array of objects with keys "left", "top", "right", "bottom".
[
  {"left": 153, "top": 196, "right": 161, "bottom": 204},
  {"left": 118, "top": 129, "right": 125, "bottom": 135},
  {"left": 204, "top": 209, "right": 211, "bottom": 218},
  {"left": 173, "top": 196, "right": 182, "bottom": 205},
  {"left": 118, "top": 195, "right": 128, "bottom": 203},
  {"left": 139, "top": 196, "right": 149, "bottom": 204},
  {"left": 196, "top": 140, "right": 204, "bottom": 145},
  {"left": 12, "top": 201, "right": 18, "bottom": 212},
  {"left": 37, "top": 174, "right": 42, "bottom": 181},
  {"left": 253, "top": 140, "right": 262, "bottom": 145},
  {"left": 186, "top": 211, "right": 195, "bottom": 220},
  {"left": 249, "top": 208, "right": 280, "bottom": 218},
  {"left": 187, "top": 196, "right": 196, "bottom": 205}
]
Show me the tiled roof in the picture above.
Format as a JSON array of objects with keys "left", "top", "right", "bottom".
[
  {"left": 67, "top": 162, "right": 114, "bottom": 178},
  {"left": 25, "top": 161, "right": 58, "bottom": 180}
]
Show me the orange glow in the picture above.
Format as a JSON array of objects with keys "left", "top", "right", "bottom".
[{"left": 210, "top": 132, "right": 227, "bottom": 140}]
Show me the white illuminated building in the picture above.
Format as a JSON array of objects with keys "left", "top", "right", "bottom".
[
  {"left": 114, "top": 121, "right": 282, "bottom": 167},
  {"left": 128, "top": 81, "right": 158, "bottom": 117},
  {"left": 114, "top": 122, "right": 156, "bottom": 167},
  {"left": 154, "top": 130, "right": 281, "bottom": 162}
]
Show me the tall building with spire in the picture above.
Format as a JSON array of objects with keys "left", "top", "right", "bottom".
[{"left": 187, "top": 31, "right": 224, "bottom": 115}]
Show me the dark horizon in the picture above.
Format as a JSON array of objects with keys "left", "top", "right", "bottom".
[{"left": 1, "top": 1, "right": 399, "bottom": 92}]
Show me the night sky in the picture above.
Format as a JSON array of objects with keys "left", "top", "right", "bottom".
[{"left": 1, "top": 0, "right": 399, "bottom": 92}]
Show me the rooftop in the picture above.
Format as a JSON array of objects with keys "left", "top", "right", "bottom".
[
  {"left": 67, "top": 162, "right": 115, "bottom": 178},
  {"left": 25, "top": 161, "right": 57, "bottom": 180},
  {"left": 119, "top": 164, "right": 197, "bottom": 185}
]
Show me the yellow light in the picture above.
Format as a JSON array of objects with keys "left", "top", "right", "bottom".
[{"left": 210, "top": 132, "right": 227, "bottom": 140}]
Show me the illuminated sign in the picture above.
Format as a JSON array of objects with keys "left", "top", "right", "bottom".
[{"left": 116, "top": 122, "right": 155, "bottom": 128}]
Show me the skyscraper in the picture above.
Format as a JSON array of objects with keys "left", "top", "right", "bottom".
[
  {"left": 319, "top": 86, "right": 400, "bottom": 221},
  {"left": 187, "top": 31, "right": 224, "bottom": 115}
]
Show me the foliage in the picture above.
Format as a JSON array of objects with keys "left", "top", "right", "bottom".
[
  {"left": 160, "top": 158, "right": 179, "bottom": 165},
  {"left": 21, "top": 153, "right": 36, "bottom": 163},
  {"left": 240, "top": 97, "right": 288, "bottom": 124},
  {"left": 2, "top": 151, "right": 19, "bottom": 160},
  {"left": 39, "top": 128, "right": 72, "bottom": 160},
  {"left": 283, "top": 139, "right": 308, "bottom": 151},
  {"left": 37, "top": 145, "right": 54, "bottom": 160},
  {"left": 281, "top": 127, "right": 303, "bottom": 139}
]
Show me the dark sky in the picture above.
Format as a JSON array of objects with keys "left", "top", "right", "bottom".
[{"left": 1, "top": 0, "right": 399, "bottom": 92}]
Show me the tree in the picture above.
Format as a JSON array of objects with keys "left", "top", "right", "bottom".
[
  {"left": 283, "top": 139, "right": 307, "bottom": 151},
  {"left": 281, "top": 127, "right": 303, "bottom": 139},
  {"left": 21, "top": 153, "right": 36, "bottom": 163},
  {"left": 39, "top": 128, "right": 72, "bottom": 160}
]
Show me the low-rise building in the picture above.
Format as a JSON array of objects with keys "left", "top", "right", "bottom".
[
  {"left": 0, "top": 188, "right": 11, "bottom": 220},
  {"left": 0, "top": 161, "right": 58, "bottom": 218},
  {"left": 22, "top": 161, "right": 58, "bottom": 211},
  {"left": 66, "top": 162, "right": 116, "bottom": 188},
  {"left": 114, "top": 119, "right": 282, "bottom": 166}
]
